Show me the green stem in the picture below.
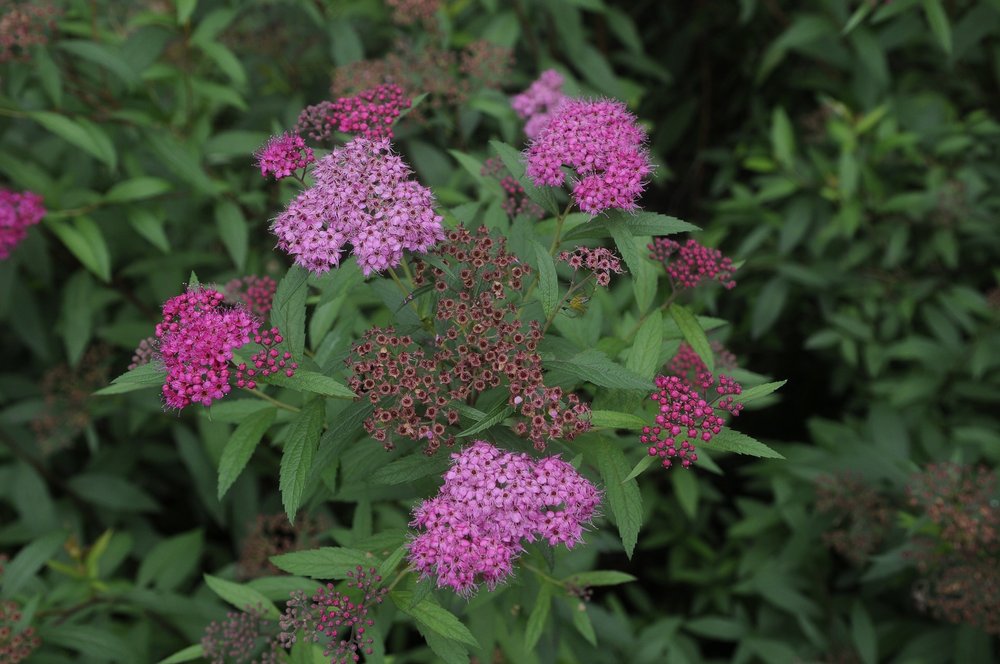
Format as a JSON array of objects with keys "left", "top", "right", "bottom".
[
  {"left": 547, "top": 200, "right": 575, "bottom": 255},
  {"left": 385, "top": 567, "right": 411, "bottom": 594},
  {"left": 521, "top": 562, "right": 564, "bottom": 588},
  {"left": 246, "top": 388, "right": 300, "bottom": 413}
]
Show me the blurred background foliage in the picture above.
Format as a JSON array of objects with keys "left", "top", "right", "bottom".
[{"left": 0, "top": 0, "right": 998, "bottom": 662}]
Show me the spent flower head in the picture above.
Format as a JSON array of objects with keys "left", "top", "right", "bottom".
[
  {"left": 347, "top": 226, "right": 590, "bottom": 452},
  {"left": 557, "top": 247, "right": 625, "bottom": 287},
  {"left": 524, "top": 98, "right": 652, "bottom": 215},
  {"left": 271, "top": 137, "right": 443, "bottom": 276},
  {"left": 0, "top": 1, "right": 59, "bottom": 63},
  {"left": 0, "top": 188, "right": 45, "bottom": 260},
  {"left": 0, "top": 556, "right": 41, "bottom": 663},
  {"left": 815, "top": 472, "right": 891, "bottom": 565},
  {"left": 408, "top": 441, "right": 601, "bottom": 595},
  {"left": 202, "top": 605, "right": 284, "bottom": 664}
]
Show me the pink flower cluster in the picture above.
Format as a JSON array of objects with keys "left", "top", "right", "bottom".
[
  {"left": 155, "top": 288, "right": 258, "bottom": 409},
  {"left": 0, "top": 1, "right": 59, "bottom": 64},
  {"left": 525, "top": 98, "right": 652, "bottom": 215},
  {"left": 255, "top": 132, "right": 315, "bottom": 180},
  {"left": 641, "top": 373, "right": 743, "bottom": 469},
  {"left": 558, "top": 247, "right": 625, "bottom": 287},
  {"left": 279, "top": 567, "right": 387, "bottom": 662},
  {"left": 225, "top": 274, "right": 277, "bottom": 319},
  {"left": 649, "top": 238, "right": 736, "bottom": 290},
  {"left": 235, "top": 326, "right": 298, "bottom": 390},
  {"left": 271, "top": 137, "right": 444, "bottom": 276},
  {"left": 0, "top": 189, "right": 45, "bottom": 259},
  {"left": 511, "top": 69, "right": 567, "bottom": 139},
  {"left": 296, "top": 85, "right": 410, "bottom": 142},
  {"left": 408, "top": 441, "right": 601, "bottom": 595}
]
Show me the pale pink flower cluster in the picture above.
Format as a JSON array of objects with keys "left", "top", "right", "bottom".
[
  {"left": 641, "top": 374, "right": 743, "bottom": 469},
  {"left": 0, "top": 189, "right": 45, "bottom": 259},
  {"left": 649, "top": 238, "right": 736, "bottom": 290},
  {"left": 255, "top": 132, "right": 315, "bottom": 180},
  {"left": 155, "top": 287, "right": 260, "bottom": 409},
  {"left": 511, "top": 69, "right": 566, "bottom": 139},
  {"left": 525, "top": 98, "right": 652, "bottom": 215},
  {"left": 408, "top": 441, "right": 601, "bottom": 595},
  {"left": 271, "top": 137, "right": 444, "bottom": 276},
  {"left": 558, "top": 246, "right": 625, "bottom": 287}
]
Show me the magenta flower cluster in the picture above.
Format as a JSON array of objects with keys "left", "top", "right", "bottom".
[
  {"left": 408, "top": 441, "right": 601, "bottom": 595},
  {"left": 511, "top": 69, "right": 567, "bottom": 139},
  {"left": 0, "top": 189, "right": 45, "bottom": 259},
  {"left": 525, "top": 98, "right": 652, "bottom": 215},
  {"left": 649, "top": 237, "right": 737, "bottom": 290},
  {"left": 255, "top": 132, "right": 315, "bottom": 180},
  {"left": 641, "top": 373, "right": 743, "bottom": 469},
  {"left": 271, "top": 137, "right": 444, "bottom": 276},
  {"left": 558, "top": 246, "right": 625, "bottom": 287},
  {"left": 155, "top": 288, "right": 259, "bottom": 409},
  {"left": 296, "top": 84, "right": 410, "bottom": 142}
]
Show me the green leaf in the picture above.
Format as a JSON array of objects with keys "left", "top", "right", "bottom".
[
  {"left": 563, "top": 571, "right": 637, "bottom": 587},
  {"left": 457, "top": 399, "right": 513, "bottom": 438},
  {"left": 215, "top": 200, "right": 248, "bottom": 270},
  {"left": 735, "top": 380, "right": 787, "bottom": 404},
  {"left": 137, "top": 530, "right": 203, "bottom": 591},
  {"left": 58, "top": 40, "right": 139, "bottom": 89},
  {"left": 29, "top": 111, "right": 116, "bottom": 168},
  {"left": 627, "top": 311, "right": 663, "bottom": 380},
  {"left": 623, "top": 454, "right": 657, "bottom": 482},
  {"left": 669, "top": 304, "right": 714, "bottom": 373},
  {"left": 564, "top": 211, "right": 699, "bottom": 241},
  {"left": 104, "top": 177, "right": 172, "bottom": 203},
  {"left": 569, "top": 600, "right": 597, "bottom": 645},
  {"left": 771, "top": 107, "right": 795, "bottom": 169},
  {"left": 67, "top": 474, "right": 159, "bottom": 512},
  {"left": 590, "top": 410, "right": 646, "bottom": 431},
  {"left": 851, "top": 600, "right": 878, "bottom": 664},
  {"left": 157, "top": 644, "right": 205, "bottom": 664},
  {"left": 922, "top": 0, "right": 952, "bottom": 54},
  {"left": 533, "top": 240, "right": 559, "bottom": 319},
  {"left": 392, "top": 591, "right": 480, "bottom": 647},
  {"left": 280, "top": 399, "right": 324, "bottom": 520},
  {"left": 371, "top": 453, "right": 450, "bottom": 485},
  {"left": 40, "top": 625, "right": 134, "bottom": 663},
  {"left": 62, "top": 271, "right": 93, "bottom": 365},
  {"left": 270, "top": 547, "right": 369, "bottom": 579},
  {"left": 158, "top": 643, "right": 205, "bottom": 664},
  {"left": 47, "top": 217, "right": 112, "bottom": 282},
  {"left": 264, "top": 370, "right": 356, "bottom": 399},
  {"left": 177, "top": 0, "right": 197, "bottom": 23},
  {"left": 273, "top": 266, "right": 309, "bottom": 359},
  {"left": 525, "top": 583, "right": 553, "bottom": 650},
  {"left": 592, "top": 438, "right": 642, "bottom": 558},
  {"left": 126, "top": 207, "right": 170, "bottom": 254},
  {"left": 415, "top": 623, "right": 470, "bottom": 664},
  {"left": 197, "top": 41, "right": 246, "bottom": 86},
  {"left": 95, "top": 362, "right": 164, "bottom": 396},
  {"left": 546, "top": 349, "right": 653, "bottom": 390},
  {"left": 0, "top": 530, "right": 66, "bottom": 599},
  {"left": 203, "top": 574, "right": 280, "bottom": 619},
  {"left": 671, "top": 469, "right": 699, "bottom": 519},
  {"left": 751, "top": 278, "right": 789, "bottom": 338},
  {"left": 489, "top": 140, "right": 558, "bottom": 215},
  {"left": 708, "top": 429, "right": 784, "bottom": 459},
  {"left": 217, "top": 408, "right": 276, "bottom": 499}
]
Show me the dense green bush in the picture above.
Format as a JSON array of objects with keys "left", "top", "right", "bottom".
[{"left": 1, "top": 0, "right": 997, "bottom": 663}]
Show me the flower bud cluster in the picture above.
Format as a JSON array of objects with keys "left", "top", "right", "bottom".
[
  {"left": 278, "top": 567, "right": 387, "bottom": 663},
  {"left": 255, "top": 132, "right": 315, "bottom": 180},
  {"left": 557, "top": 247, "right": 625, "bottom": 287},
  {"left": 641, "top": 373, "right": 743, "bottom": 469},
  {"left": 649, "top": 238, "right": 736, "bottom": 290}
]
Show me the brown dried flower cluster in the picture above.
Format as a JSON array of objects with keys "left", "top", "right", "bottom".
[
  {"left": 0, "top": 556, "right": 41, "bottom": 663},
  {"left": 347, "top": 226, "right": 590, "bottom": 453},
  {"left": 815, "top": 472, "right": 891, "bottom": 565},
  {"left": 238, "top": 513, "right": 324, "bottom": 580},
  {"left": 0, "top": 1, "right": 59, "bottom": 63},
  {"left": 32, "top": 345, "right": 110, "bottom": 455}
]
